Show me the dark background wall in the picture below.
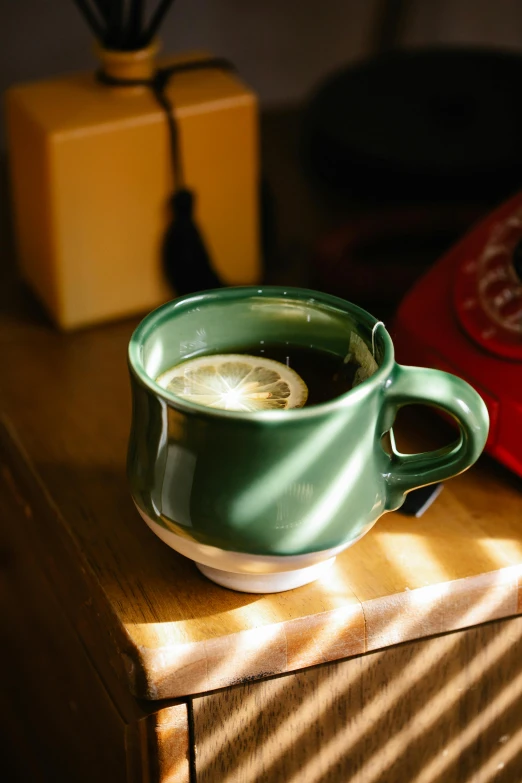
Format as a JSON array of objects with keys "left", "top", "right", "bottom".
[{"left": 2, "top": 0, "right": 522, "bottom": 150}]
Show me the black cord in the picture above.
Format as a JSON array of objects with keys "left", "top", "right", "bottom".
[
  {"left": 97, "top": 57, "right": 235, "bottom": 189},
  {"left": 97, "top": 56, "right": 236, "bottom": 293}
]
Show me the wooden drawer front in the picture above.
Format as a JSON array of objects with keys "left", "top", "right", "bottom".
[{"left": 193, "top": 615, "right": 522, "bottom": 783}]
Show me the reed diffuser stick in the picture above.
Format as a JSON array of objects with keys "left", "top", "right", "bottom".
[
  {"left": 73, "top": 0, "right": 177, "bottom": 50},
  {"left": 91, "top": 0, "right": 111, "bottom": 28},
  {"left": 128, "top": 0, "right": 145, "bottom": 48},
  {"left": 142, "top": 0, "right": 176, "bottom": 47},
  {"left": 73, "top": 0, "right": 106, "bottom": 39},
  {"left": 106, "top": 0, "right": 124, "bottom": 48}
]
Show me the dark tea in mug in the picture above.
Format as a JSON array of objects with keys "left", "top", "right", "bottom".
[{"left": 156, "top": 334, "right": 379, "bottom": 412}]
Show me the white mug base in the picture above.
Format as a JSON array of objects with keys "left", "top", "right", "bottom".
[
  {"left": 196, "top": 558, "right": 336, "bottom": 593},
  {"left": 136, "top": 506, "right": 354, "bottom": 593}
]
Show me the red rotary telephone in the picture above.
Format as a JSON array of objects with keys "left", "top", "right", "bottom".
[{"left": 393, "top": 192, "right": 522, "bottom": 478}]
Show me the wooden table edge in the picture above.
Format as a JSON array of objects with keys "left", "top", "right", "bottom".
[{"left": 3, "top": 411, "right": 522, "bottom": 702}]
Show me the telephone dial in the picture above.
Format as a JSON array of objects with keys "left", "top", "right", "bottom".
[{"left": 393, "top": 192, "right": 522, "bottom": 478}]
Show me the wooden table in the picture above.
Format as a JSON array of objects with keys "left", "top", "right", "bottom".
[{"left": 2, "top": 148, "right": 522, "bottom": 783}]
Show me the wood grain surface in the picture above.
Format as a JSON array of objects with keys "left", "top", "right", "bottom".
[
  {"left": 193, "top": 614, "right": 522, "bottom": 783},
  {"left": 0, "top": 455, "right": 138, "bottom": 783},
  {"left": 0, "top": 457, "right": 191, "bottom": 783},
  {"left": 2, "top": 152, "right": 522, "bottom": 703},
  {"left": 142, "top": 705, "right": 192, "bottom": 783}
]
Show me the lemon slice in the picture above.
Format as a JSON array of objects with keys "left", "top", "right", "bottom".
[
  {"left": 345, "top": 332, "right": 379, "bottom": 387},
  {"left": 156, "top": 354, "right": 308, "bottom": 412}
]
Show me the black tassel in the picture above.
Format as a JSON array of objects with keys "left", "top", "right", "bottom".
[
  {"left": 151, "top": 60, "right": 235, "bottom": 295},
  {"left": 162, "top": 189, "right": 221, "bottom": 294},
  {"left": 98, "top": 57, "right": 234, "bottom": 296}
]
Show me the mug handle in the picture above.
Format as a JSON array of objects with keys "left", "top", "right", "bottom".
[{"left": 381, "top": 364, "right": 490, "bottom": 511}]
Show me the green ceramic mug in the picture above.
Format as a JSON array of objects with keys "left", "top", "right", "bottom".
[{"left": 127, "top": 286, "right": 489, "bottom": 593}]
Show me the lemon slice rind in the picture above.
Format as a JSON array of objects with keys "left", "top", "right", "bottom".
[{"left": 345, "top": 332, "right": 379, "bottom": 388}]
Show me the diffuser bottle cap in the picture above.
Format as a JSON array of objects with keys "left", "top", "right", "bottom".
[{"left": 95, "top": 39, "right": 160, "bottom": 83}]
